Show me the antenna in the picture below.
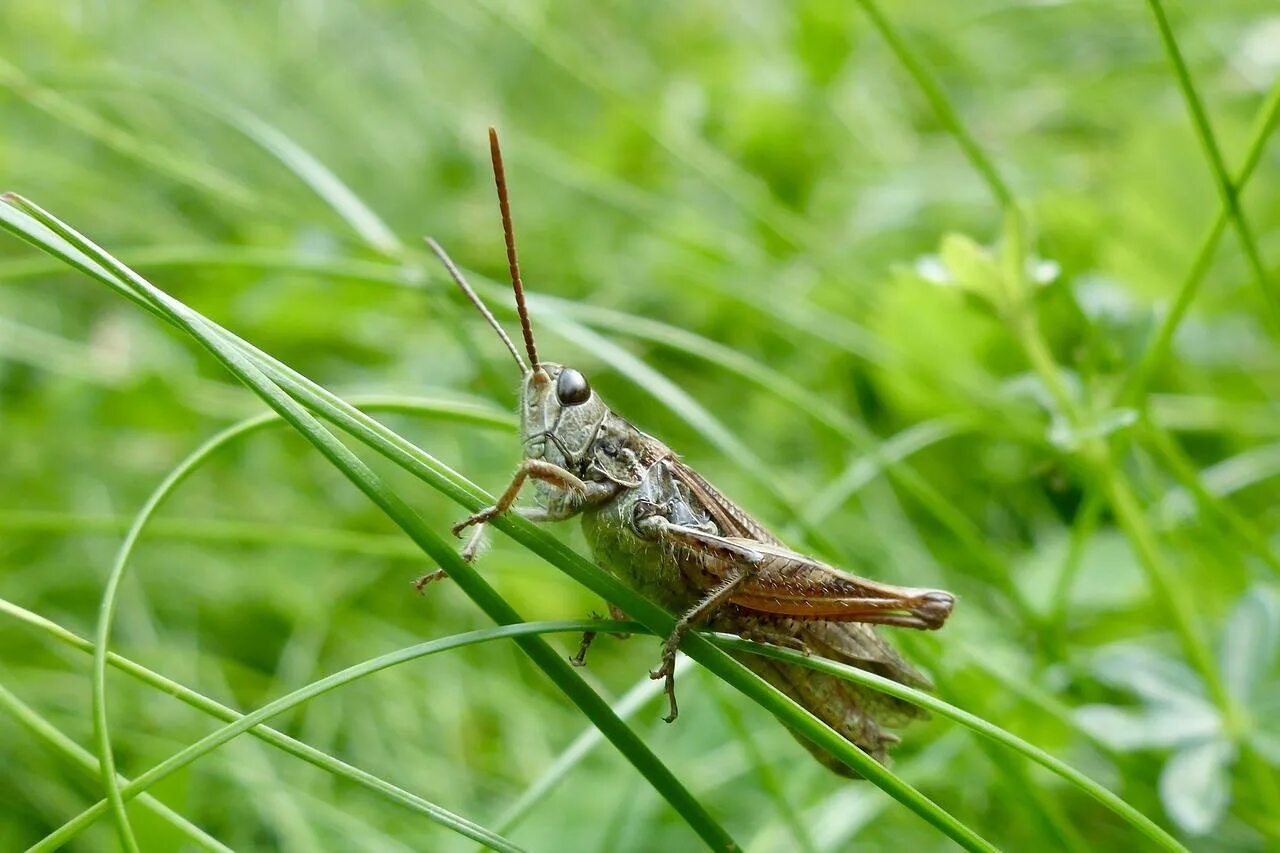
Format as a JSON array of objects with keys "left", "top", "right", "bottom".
[
  {"left": 488, "top": 127, "right": 540, "bottom": 371},
  {"left": 424, "top": 237, "right": 528, "bottom": 373}
]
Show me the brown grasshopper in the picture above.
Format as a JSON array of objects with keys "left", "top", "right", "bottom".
[{"left": 419, "top": 128, "right": 955, "bottom": 774}]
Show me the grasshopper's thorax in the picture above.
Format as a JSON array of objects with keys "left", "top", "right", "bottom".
[{"left": 519, "top": 362, "right": 609, "bottom": 476}]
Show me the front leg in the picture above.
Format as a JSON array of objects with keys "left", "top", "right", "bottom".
[
  {"left": 636, "top": 515, "right": 765, "bottom": 722},
  {"left": 415, "top": 461, "right": 603, "bottom": 591},
  {"left": 452, "top": 459, "right": 589, "bottom": 537}
]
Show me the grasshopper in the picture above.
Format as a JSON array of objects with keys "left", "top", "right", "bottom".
[{"left": 419, "top": 128, "right": 955, "bottom": 774}]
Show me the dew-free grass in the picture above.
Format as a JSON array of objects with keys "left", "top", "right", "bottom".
[{"left": 1, "top": 2, "right": 1278, "bottom": 850}]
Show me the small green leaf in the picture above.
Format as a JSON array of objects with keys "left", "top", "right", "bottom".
[
  {"left": 1047, "top": 407, "right": 1137, "bottom": 451},
  {"left": 1090, "top": 646, "right": 1208, "bottom": 707},
  {"left": 1220, "top": 585, "right": 1280, "bottom": 703},
  {"left": 1158, "top": 739, "right": 1235, "bottom": 835},
  {"left": 938, "top": 233, "right": 1002, "bottom": 305},
  {"left": 1075, "top": 704, "right": 1220, "bottom": 751},
  {"left": 999, "top": 209, "right": 1028, "bottom": 304},
  {"left": 929, "top": 225, "right": 1058, "bottom": 315}
]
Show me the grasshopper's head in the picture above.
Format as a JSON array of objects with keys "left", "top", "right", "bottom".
[
  {"left": 425, "top": 127, "right": 607, "bottom": 471},
  {"left": 518, "top": 362, "right": 608, "bottom": 470}
]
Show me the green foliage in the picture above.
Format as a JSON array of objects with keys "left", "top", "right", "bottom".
[{"left": 1, "top": 1, "right": 1278, "bottom": 850}]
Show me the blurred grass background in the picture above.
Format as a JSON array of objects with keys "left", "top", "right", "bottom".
[{"left": 1, "top": 0, "right": 1279, "bottom": 850}]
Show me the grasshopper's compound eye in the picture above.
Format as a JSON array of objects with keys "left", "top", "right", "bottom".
[{"left": 556, "top": 368, "right": 592, "bottom": 406}]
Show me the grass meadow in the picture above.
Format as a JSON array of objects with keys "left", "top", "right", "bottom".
[{"left": 1, "top": 1, "right": 1279, "bottom": 850}]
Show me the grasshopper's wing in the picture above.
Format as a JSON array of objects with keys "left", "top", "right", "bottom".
[
  {"left": 725, "top": 540, "right": 947, "bottom": 702},
  {"left": 666, "top": 458, "right": 939, "bottom": 704},
  {"left": 654, "top": 513, "right": 953, "bottom": 630},
  {"left": 795, "top": 619, "right": 933, "bottom": 693},
  {"left": 667, "top": 459, "right": 785, "bottom": 546}
]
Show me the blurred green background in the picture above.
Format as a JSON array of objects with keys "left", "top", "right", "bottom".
[{"left": 2, "top": 1, "right": 1279, "bottom": 850}]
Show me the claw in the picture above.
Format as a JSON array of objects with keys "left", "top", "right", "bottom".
[
  {"left": 412, "top": 570, "right": 446, "bottom": 594},
  {"left": 569, "top": 644, "right": 592, "bottom": 667},
  {"left": 452, "top": 506, "right": 496, "bottom": 538},
  {"left": 571, "top": 628, "right": 598, "bottom": 667},
  {"left": 650, "top": 654, "right": 679, "bottom": 722},
  {"left": 661, "top": 673, "right": 679, "bottom": 723}
]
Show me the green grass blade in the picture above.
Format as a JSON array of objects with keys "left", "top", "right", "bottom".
[
  {"left": 81, "top": 396, "right": 508, "bottom": 853},
  {"left": 804, "top": 416, "right": 968, "bottom": 526},
  {"left": 125, "top": 72, "right": 404, "bottom": 255},
  {"left": 1142, "top": 0, "right": 1279, "bottom": 325},
  {"left": 709, "top": 680, "right": 818, "bottom": 853},
  {"left": 710, "top": 635, "right": 1187, "bottom": 853},
  {"left": 7, "top": 600, "right": 1185, "bottom": 853},
  {"left": 0, "top": 597, "right": 517, "bottom": 851},
  {"left": 0, "top": 681, "right": 231, "bottom": 853},
  {"left": 28, "top": 621, "right": 611, "bottom": 852},
  {"left": 0, "top": 59, "right": 255, "bottom": 208},
  {"left": 0, "top": 194, "right": 740, "bottom": 853},
  {"left": 492, "top": 664, "right": 683, "bottom": 837},
  {"left": 852, "top": 0, "right": 1014, "bottom": 210},
  {"left": 1, "top": 194, "right": 995, "bottom": 852},
  {"left": 1117, "top": 76, "right": 1280, "bottom": 406}
]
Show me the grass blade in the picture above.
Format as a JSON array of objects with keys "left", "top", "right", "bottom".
[
  {"left": 0, "top": 194, "right": 740, "bottom": 852},
  {"left": 1142, "top": 0, "right": 1279, "bottom": 325},
  {"left": 2, "top": 193, "right": 995, "bottom": 852},
  {"left": 0, "top": 681, "right": 230, "bottom": 853},
  {"left": 0, "top": 597, "right": 517, "bottom": 851}
]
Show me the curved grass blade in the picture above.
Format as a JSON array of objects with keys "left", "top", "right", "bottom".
[
  {"left": 0, "top": 682, "right": 231, "bottom": 853},
  {"left": 121, "top": 72, "right": 404, "bottom": 256},
  {"left": 709, "top": 635, "right": 1187, "bottom": 853},
  {"left": 83, "top": 397, "right": 511, "bottom": 853},
  {"left": 1, "top": 195, "right": 740, "bottom": 853},
  {"left": 1, "top": 197, "right": 994, "bottom": 851},
  {"left": 27, "top": 622, "right": 613, "bottom": 852},
  {"left": 0, "top": 597, "right": 521, "bottom": 852},
  {"left": 10, "top": 605, "right": 1187, "bottom": 853}
]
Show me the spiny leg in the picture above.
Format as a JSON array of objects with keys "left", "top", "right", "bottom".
[
  {"left": 431, "top": 459, "right": 594, "bottom": 581},
  {"left": 412, "top": 570, "right": 446, "bottom": 593},
  {"left": 452, "top": 458, "right": 588, "bottom": 538},
  {"left": 418, "top": 466, "right": 613, "bottom": 602},
  {"left": 570, "top": 604, "right": 633, "bottom": 667},
  {"left": 636, "top": 515, "right": 765, "bottom": 722},
  {"left": 571, "top": 611, "right": 602, "bottom": 667},
  {"left": 458, "top": 522, "right": 488, "bottom": 562},
  {"left": 413, "top": 525, "right": 487, "bottom": 592},
  {"left": 649, "top": 571, "right": 751, "bottom": 722}
]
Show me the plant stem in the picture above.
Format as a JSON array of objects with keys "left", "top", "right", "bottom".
[{"left": 1143, "top": 0, "right": 1280, "bottom": 328}]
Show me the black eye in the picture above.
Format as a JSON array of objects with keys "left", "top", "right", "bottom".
[{"left": 556, "top": 368, "right": 592, "bottom": 406}]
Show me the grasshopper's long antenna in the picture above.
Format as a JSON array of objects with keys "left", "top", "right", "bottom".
[
  {"left": 425, "top": 237, "right": 528, "bottom": 373},
  {"left": 488, "top": 127, "right": 541, "bottom": 373}
]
